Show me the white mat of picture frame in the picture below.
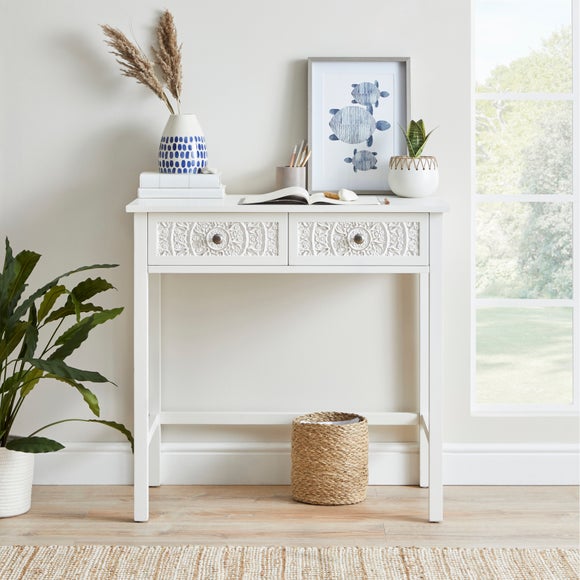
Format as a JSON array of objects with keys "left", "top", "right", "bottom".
[{"left": 308, "top": 57, "right": 410, "bottom": 195}]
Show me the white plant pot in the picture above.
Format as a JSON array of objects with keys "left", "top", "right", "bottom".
[
  {"left": 388, "top": 156, "right": 439, "bottom": 198},
  {"left": 158, "top": 114, "right": 208, "bottom": 174},
  {"left": 0, "top": 447, "right": 34, "bottom": 517}
]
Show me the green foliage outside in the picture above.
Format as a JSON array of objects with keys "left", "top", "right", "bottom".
[
  {"left": 475, "top": 26, "right": 574, "bottom": 405},
  {"left": 475, "top": 27, "right": 573, "bottom": 300},
  {"left": 476, "top": 29, "right": 572, "bottom": 94}
]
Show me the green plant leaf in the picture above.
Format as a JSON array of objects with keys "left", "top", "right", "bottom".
[
  {"left": 0, "top": 237, "right": 14, "bottom": 280},
  {"left": 414, "top": 143, "right": 426, "bottom": 158},
  {"left": 0, "top": 320, "right": 28, "bottom": 365},
  {"left": 413, "top": 129, "right": 437, "bottom": 157},
  {"left": 3, "top": 248, "right": 41, "bottom": 314},
  {"left": 417, "top": 119, "right": 426, "bottom": 137},
  {"left": 0, "top": 367, "right": 43, "bottom": 397},
  {"left": 48, "top": 307, "right": 123, "bottom": 362},
  {"left": 401, "top": 119, "right": 436, "bottom": 157},
  {"left": 407, "top": 120, "right": 423, "bottom": 157},
  {"left": 46, "top": 374, "right": 100, "bottom": 416},
  {"left": 83, "top": 419, "right": 134, "bottom": 452},
  {"left": 8, "top": 263, "right": 119, "bottom": 328},
  {"left": 403, "top": 130, "right": 416, "bottom": 156},
  {"left": 38, "top": 285, "right": 67, "bottom": 322},
  {"left": 70, "top": 292, "right": 82, "bottom": 322},
  {"left": 0, "top": 239, "right": 16, "bottom": 319},
  {"left": 18, "top": 367, "right": 44, "bottom": 398},
  {"left": 18, "top": 303, "right": 38, "bottom": 360},
  {"left": 44, "top": 302, "right": 104, "bottom": 324},
  {"left": 28, "top": 358, "right": 110, "bottom": 384},
  {"left": 0, "top": 243, "right": 41, "bottom": 334},
  {"left": 27, "top": 419, "right": 133, "bottom": 453},
  {"left": 401, "top": 123, "right": 418, "bottom": 157},
  {"left": 69, "top": 277, "right": 116, "bottom": 304},
  {"left": 6, "top": 436, "right": 64, "bottom": 453},
  {"left": 0, "top": 371, "right": 24, "bottom": 396},
  {"left": 65, "top": 277, "right": 115, "bottom": 322}
]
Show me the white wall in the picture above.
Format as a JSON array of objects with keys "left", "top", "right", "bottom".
[{"left": 1, "top": 0, "right": 577, "bottom": 484}]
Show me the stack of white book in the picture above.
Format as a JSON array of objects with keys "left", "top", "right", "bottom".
[{"left": 138, "top": 172, "right": 225, "bottom": 198}]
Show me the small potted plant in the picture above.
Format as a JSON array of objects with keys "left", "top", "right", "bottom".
[
  {"left": 388, "top": 119, "right": 439, "bottom": 198},
  {"left": 0, "top": 239, "right": 133, "bottom": 517}
]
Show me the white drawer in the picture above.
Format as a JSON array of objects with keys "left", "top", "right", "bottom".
[
  {"left": 289, "top": 213, "right": 428, "bottom": 265},
  {"left": 148, "top": 213, "right": 288, "bottom": 265}
]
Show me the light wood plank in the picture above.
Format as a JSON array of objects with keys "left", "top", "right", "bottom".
[{"left": 0, "top": 486, "right": 577, "bottom": 547}]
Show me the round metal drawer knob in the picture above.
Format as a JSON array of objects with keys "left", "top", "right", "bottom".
[
  {"left": 212, "top": 234, "right": 223, "bottom": 245},
  {"left": 353, "top": 233, "right": 364, "bottom": 245}
]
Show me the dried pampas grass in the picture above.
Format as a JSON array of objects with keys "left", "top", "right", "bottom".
[
  {"left": 102, "top": 10, "right": 183, "bottom": 115},
  {"left": 153, "top": 10, "right": 182, "bottom": 108}
]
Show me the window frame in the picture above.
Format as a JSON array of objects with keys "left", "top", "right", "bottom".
[{"left": 470, "top": 0, "right": 580, "bottom": 416}]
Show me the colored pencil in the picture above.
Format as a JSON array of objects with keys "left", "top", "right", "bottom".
[
  {"left": 289, "top": 145, "right": 297, "bottom": 167},
  {"left": 299, "top": 148, "right": 311, "bottom": 167}
]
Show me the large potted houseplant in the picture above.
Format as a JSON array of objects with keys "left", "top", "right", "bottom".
[
  {"left": 0, "top": 239, "right": 133, "bottom": 517},
  {"left": 388, "top": 119, "right": 439, "bottom": 198}
]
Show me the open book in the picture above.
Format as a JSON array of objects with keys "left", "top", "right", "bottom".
[{"left": 239, "top": 187, "right": 379, "bottom": 205}]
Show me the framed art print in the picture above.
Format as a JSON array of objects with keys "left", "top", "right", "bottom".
[{"left": 308, "top": 57, "right": 410, "bottom": 194}]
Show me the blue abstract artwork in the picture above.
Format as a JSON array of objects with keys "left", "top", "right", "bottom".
[
  {"left": 351, "top": 80, "right": 390, "bottom": 114},
  {"left": 328, "top": 106, "right": 390, "bottom": 148},
  {"left": 309, "top": 58, "right": 407, "bottom": 191},
  {"left": 326, "top": 77, "right": 392, "bottom": 173},
  {"left": 344, "top": 149, "right": 378, "bottom": 173}
]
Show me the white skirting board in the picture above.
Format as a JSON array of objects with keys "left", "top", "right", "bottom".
[
  {"left": 33, "top": 443, "right": 134, "bottom": 485},
  {"left": 160, "top": 442, "right": 419, "bottom": 485},
  {"left": 443, "top": 443, "right": 580, "bottom": 485},
  {"left": 31, "top": 442, "right": 579, "bottom": 485}
]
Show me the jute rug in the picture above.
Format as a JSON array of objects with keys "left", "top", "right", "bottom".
[{"left": 0, "top": 545, "right": 577, "bottom": 579}]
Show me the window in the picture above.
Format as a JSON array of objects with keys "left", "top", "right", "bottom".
[{"left": 472, "top": 0, "right": 578, "bottom": 413}]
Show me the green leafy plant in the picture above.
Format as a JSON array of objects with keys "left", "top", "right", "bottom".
[
  {"left": 0, "top": 239, "right": 133, "bottom": 453},
  {"left": 401, "top": 119, "right": 437, "bottom": 158}
]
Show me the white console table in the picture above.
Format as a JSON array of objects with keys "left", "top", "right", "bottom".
[{"left": 126, "top": 194, "right": 448, "bottom": 523}]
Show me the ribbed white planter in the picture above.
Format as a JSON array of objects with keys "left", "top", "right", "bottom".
[
  {"left": 0, "top": 447, "right": 34, "bottom": 518},
  {"left": 388, "top": 155, "right": 439, "bottom": 198}
]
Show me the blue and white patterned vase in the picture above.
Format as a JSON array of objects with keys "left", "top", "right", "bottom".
[{"left": 158, "top": 114, "right": 207, "bottom": 174}]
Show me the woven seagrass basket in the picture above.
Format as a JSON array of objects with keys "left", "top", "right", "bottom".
[{"left": 291, "top": 411, "right": 368, "bottom": 505}]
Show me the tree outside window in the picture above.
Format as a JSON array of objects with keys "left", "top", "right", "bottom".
[{"left": 473, "top": 1, "right": 576, "bottom": 409}]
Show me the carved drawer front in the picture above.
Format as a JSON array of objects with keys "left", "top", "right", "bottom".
[
  {"left": 148, "top": 213, "right": 287, "bottom": 265},
  {"left": 289, "top": 213, "right": 428, "bottom": 265}
]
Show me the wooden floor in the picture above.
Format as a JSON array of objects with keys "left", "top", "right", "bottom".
[{"left": 0, "top": 486, "right": 578, "bottom": 548}]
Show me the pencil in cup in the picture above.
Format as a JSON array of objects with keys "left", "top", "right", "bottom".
[{"left": 289, "top": 142, "right": 310, "bottom": 167}]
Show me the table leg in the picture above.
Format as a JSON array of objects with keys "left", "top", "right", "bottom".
[
  {"left": 149, "top": 274, "right": 162, "bottom": 487},
  {"left": 134, "top": 213, "right": 150, "bottom": 522},
  {"left": 419, "top": 272, "right": 429, "bottom": 489},
  {"left": 429, "top": 213, "right": 443, "bottom": 523}
]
